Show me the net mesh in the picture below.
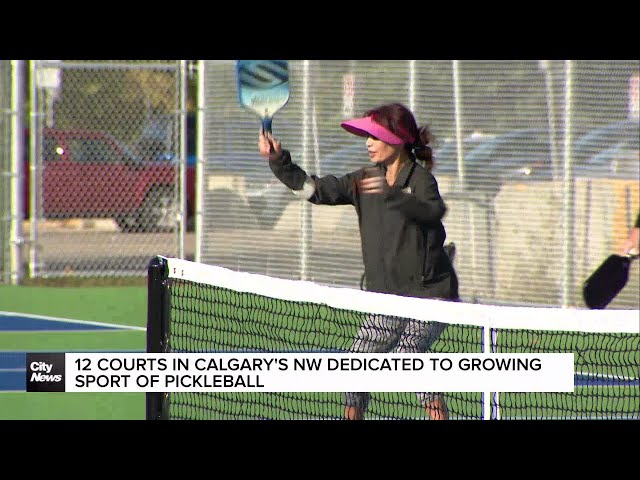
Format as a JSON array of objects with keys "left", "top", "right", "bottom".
[{"left": 149, "top": 257, "right": 639, "bottom": 420}]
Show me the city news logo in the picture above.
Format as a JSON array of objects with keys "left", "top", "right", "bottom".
[{"left": 26, "top": 353, "right": 65, "bottom": 392}]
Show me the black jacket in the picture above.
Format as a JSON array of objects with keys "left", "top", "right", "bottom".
[{"left": 269, "top": 150, "right": 458, "bottom": 300}]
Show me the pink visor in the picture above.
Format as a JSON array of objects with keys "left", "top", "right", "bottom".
[{"left": 340, "top": 116, "right": 413, "bottom": 145}]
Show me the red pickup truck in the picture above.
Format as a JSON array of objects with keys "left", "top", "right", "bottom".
[{"left": 24, "top": 128, "right": 196, "bottom": 232}]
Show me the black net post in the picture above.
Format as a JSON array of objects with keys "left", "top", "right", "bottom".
[{"left": 146, "top": 256, "right": 170, "bottom": 420}]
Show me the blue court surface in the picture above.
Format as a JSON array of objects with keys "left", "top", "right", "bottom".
[
  {"left": 0, "top": 311, "right": 144, "bottom": 391},
  {"left": 0, "top": 311, "right": 143, "bottom": 331},
  {"left": 0, "top": 353, "right": 28, "bottom": 391}
]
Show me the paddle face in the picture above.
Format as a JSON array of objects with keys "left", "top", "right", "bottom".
[
  {"left": 582, "top": 254, "right": 634, "bottom": 309},
  {"left": 236, "top": 60, "right": 290, "bottom": 134}
]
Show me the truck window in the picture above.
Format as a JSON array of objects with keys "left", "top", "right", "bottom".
[{"left": 69, "top": 138, "right": 119, "bottom": 163}]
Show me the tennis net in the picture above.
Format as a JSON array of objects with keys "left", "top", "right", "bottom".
[{"left": 147, "top": 256, "right": 639, "bottom": 420}]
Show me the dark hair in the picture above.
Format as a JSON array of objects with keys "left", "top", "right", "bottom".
[{"left": 364, "top": 103, "right": 434, "bottom": 171}]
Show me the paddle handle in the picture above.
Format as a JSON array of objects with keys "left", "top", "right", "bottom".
[{"left": 262, "top": 118, "right": 273, "bottom": 135}]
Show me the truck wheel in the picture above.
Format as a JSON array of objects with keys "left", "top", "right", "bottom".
[
  {"left": 115, "top": 213, "right": 140, "bottom": 233},
  {"left": 138, "top": 187, "right": 177, "bottom": 232}
]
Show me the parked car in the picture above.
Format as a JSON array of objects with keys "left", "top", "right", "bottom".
[
  {"left": 576, "top": 140, "right": 639, "bottom": 179},
  {"left": 316, "top": 138, "right": 368, "bottom": 175},
  {"left": 440, "top": 128, "right": 554, "bottom": 194},
  {"left": 443, "top": 120, "right": 638, "bottom": 194},
  {"left": 432, "top": 132, "right": 496, "bottom": 176},
  {"left": 24, "top": 128, "right": 196, "bottom": 232},
  {"left": 133, "top": 112, "right": 197, "bottom": 168},
  {"left": 572, "top": 119, "right": 639, "bottom": 168}
]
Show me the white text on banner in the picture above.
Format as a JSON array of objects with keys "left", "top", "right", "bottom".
[{"left": 63, "top": 353, "right": 575, "bottom": 393}]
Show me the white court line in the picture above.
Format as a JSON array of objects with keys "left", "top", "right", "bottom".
[
  {"left": 576, "top": 371, "right": 639, "bottom": 381},
  {"left": 0, "top": 311, "right": 146, "bottom": 331}
]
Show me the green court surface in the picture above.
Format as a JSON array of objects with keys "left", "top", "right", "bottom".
[
  {"left": 0, "top": 284, "right": 147, "bottom": 420},
  {"left": 0, "top": 392, "right": 144, "bottom": 420},
  {"left": 0, "top": 285, "right": 146, "bottom": 327}
]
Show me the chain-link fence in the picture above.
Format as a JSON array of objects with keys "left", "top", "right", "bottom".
[
  {"left": 198, "top": 60, "right": 639, "bottom": 308},
  {"left": 1, "top": 59, "right": 638, "bottom": 310},
  {"left": 25, "top": 60, "right": 190, "bottom": 278}
]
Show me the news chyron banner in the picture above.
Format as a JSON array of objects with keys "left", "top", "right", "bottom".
[{"left": 26, "top": 352, "right": 575, "bottom": 393}]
